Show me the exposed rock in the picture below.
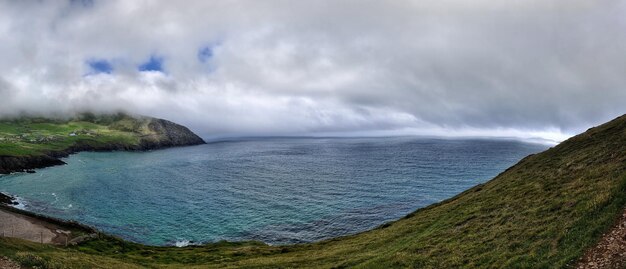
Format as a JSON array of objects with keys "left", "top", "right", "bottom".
[
  {"left": 139, "top": 118, "right": 206, "bottom": 149},
  {"left": 0, "top": 155, "right": 66, "bottom": 175},
  {"left": 0, "top": 192, "right": 18, "bottom": 206}
]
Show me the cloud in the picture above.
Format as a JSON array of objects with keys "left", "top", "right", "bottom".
[{"left": 0, "top": 0, "right": 624, "bottom": 140}]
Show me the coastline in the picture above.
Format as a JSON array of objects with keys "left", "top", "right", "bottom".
[
  {"left": 0, "top": 115, "right": 207, "bottom": 174},
  {"left": 0, "top": 192, "right": 99, "bottom": 245},
  {"left": 0, "top": 141, "right": 205, "bottom": 175},
  {"left": 1, "top": 115, "right": 626, "bottom": 268},
  {"left": 0, "top": 142, "right": 207, "bottom": 247},
  {"left": 0, "top": 140, "right": 207, "bottom": 246},
  {"left": 0, "top": 192, "right": 18, "bottom": 206},
  {"left": 0, "top": 192, "right": 96, "bottom": 234}
]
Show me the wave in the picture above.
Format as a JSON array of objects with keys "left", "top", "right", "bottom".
[
  {"left": 174, "top": 240, "right": 191, "bottom": 247},
  {"left": 11, "top": 195, "right": 27, "bottom": 210}
]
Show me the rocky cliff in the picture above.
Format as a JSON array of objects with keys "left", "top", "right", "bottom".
[{"left": 138, "top": 118, "right": 206, "bottom": 149}]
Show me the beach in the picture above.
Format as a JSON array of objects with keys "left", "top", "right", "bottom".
[{"left": 0, "top": 207, "right": 71, "bottom": 245}]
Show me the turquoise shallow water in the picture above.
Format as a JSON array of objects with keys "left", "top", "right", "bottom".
[{"left": 0, "top": 137, "right": 546, "bottom": 246}]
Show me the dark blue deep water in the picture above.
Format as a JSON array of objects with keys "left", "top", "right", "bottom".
[{"left": 0, "top": 137, "right": 546, "bottom": 246}]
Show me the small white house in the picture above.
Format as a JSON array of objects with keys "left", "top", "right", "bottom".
[{"left": 69, "top": 133, "right": 77, "bottom": 137}]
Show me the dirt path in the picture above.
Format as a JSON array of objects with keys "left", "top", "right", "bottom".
[
  {"left": 576, "top": 209, "right": 626, "bottom": 268},
  {"left": 0, "top": 208, "right": 72, "bottom": 245}
]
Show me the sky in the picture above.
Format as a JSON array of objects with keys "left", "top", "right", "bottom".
[{"left": 0, "top": 0, "right": 625, "bottom": 142}]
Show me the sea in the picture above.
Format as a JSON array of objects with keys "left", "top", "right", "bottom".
[{"left": 0, "top": 137, "right": 547, "bottom": 246}]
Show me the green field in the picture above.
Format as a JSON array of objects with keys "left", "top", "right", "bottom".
[
  {"left": 0, "top": 114, "right": 157, "bottom": 157},
  {"left": 2, "top": 115, "right": 626, "bottom": 268}
]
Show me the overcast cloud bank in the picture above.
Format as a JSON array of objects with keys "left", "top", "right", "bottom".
[{"left": 0, "top": 0, "right": 624, "bottom": 141}]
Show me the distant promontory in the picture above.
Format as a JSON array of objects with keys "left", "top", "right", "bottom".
[{"left": 0, "top": 113, "right": 205, "bottom": 174}]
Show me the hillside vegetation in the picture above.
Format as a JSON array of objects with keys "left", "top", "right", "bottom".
[
  {"left": 1, "top": 115, "right": 626, "bottom": 268},
  {"left": 0, "top": 113, "right": 205, "bottom": 174},
  {"left": 0, "top": 114, "right": 140, "bottom": 156}
]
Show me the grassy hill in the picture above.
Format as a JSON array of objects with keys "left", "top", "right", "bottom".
[
  {"left": 0, "top": 113, "right": 205, "bottom": 174},
  {"left": 1, "top": 114, "right": 626, "bottom": 268},
  {"left": 0, "top": 114, "right": 140, "bottom": 157}
]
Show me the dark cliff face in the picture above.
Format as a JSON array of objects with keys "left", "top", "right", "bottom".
[
  {"left": 139, "top": 119, "right": 206, "bottom": 149},
  {"left": 0, "top": 117, "right": 205, "bottom": 174},
  {"left": 0, "top": 155, "right": 66, "bottom": 174}
]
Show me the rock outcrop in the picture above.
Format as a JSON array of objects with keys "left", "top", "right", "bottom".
[
  {"left": 0, "top": 155, "right": 66, "bottom": 175},
  {"left": 0, "top": 192, "right": 17, "bottom": 206},
  {"left": 138, "top": 118, "right": 206, "bottom": 149}
]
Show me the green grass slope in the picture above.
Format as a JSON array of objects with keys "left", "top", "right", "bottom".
[
  {"left": 2, "top": 115, "right": 626, "bottom": 268},
  {"left": 0, "top": 113, "right": 204, "bottom": 174},
  {"left": 0, "top": 114, "right": 142, "bottom": 157}
]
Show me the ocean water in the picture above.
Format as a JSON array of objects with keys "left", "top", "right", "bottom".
[{"left": 0, "top": 137, "right": 546, "bottom": 246}]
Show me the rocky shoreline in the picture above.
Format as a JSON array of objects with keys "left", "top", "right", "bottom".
[
  {"left": 0, "top": 192, "right": 99, "bottom": 240},
  {"left": 0, "top": 155, "right": 67, "bottom": 174},
  {"left": 0, "top": 116, "right": 206, "bottom": 248},
  {"left": 0, "top": 192, "right": 17, "bottom": 206}
]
